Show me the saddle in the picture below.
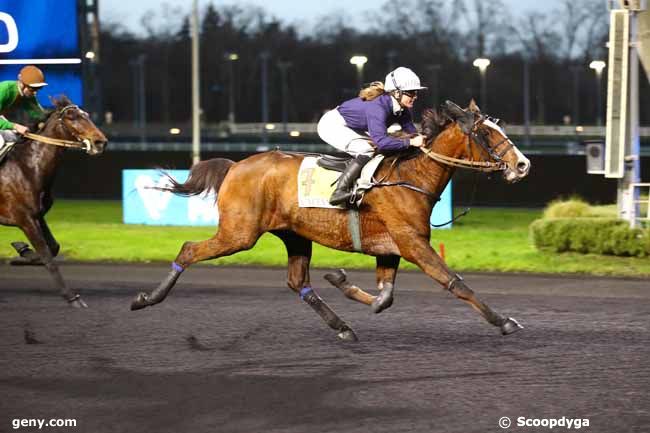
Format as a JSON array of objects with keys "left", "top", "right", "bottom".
[
  {"left": 0, "top": 142, "right": 16, "bottom": 165},
  {"left": 297, "top": 154, "right": 384, "bottom": 209},
  {"left": 316, "top": 154, "right": 354, "bottom": 172}
]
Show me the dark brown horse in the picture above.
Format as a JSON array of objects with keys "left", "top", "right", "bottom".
[
  {"left": 132, "top": 100, "right": 530, "bottom": 340},
  {"left": 0, "top": 96, "right": 107, "bottom": 308}
]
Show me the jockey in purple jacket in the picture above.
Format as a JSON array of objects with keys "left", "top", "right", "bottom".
[{"left": 317, "top": 67, "right": 427, "bottom": 206}]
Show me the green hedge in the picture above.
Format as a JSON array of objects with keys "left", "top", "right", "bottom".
[{"left": 530, "top": 218, "right": 650, "bottom": 257}]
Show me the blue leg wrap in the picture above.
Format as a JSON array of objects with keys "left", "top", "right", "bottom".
[
  {"left": 172, "top": 262, "right": 184, "bottom": 273},
  {"left": 299, "top": 286, "right": 313, "bottom": 300}
]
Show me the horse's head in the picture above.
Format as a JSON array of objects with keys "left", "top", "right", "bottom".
[
  {"left": 432, "top": 100, "right": 530, "bottom": 182},
  {"left": 43, "top": 96, "right": 108, "bottom": 155}
]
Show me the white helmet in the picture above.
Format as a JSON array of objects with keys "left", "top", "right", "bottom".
[{"left": 384, "top": 67, "right": 427, "bottom": 92}]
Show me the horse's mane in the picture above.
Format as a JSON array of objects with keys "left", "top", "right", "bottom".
[
  {"left": 420, "top": 108, "right": 451, "bottom": 141},
  {"left": 26, "top": 95, "right": 74, "bottom": 133}
]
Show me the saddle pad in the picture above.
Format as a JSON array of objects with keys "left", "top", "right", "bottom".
[
  {"left": 297, "top": 155, "right": 384, "bottom": 208},
  {"left": 0, "top": 142, "right": 16, "bottom": 165}
]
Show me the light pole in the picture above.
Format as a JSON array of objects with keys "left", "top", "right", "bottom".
[
  {"left": 225, "top": 52, "right": 238, "bottom": 125},
  {"left": 349, "top": 55, "right": 368, "bottom": 90},
  {"left": 426, "top": 64, "right": 441, "bottom": 108},
  {"left": 589, "top": 60, "right": 606, "bottom": 126},
  {"left": 277, "top": 61, "right": 292, "bottom": 132},
  {"left": 260, "top": 51, "right": 271, "bottom": 144},
  {"left": 129, "top": 54, "right": 146, "bottom": 144},
  {"left": 191, "top": 0, "right": 201, "bottom": 166},
  {"left": 570, "top": 65, "right": 582, "bottom": 125},
  {"left": 472, "top": 57, "right": 490, "bottom": 111}
]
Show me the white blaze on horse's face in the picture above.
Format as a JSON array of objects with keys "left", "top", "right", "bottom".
[{"left": 483, "top": 119, "right": 530, "bottom": 183}]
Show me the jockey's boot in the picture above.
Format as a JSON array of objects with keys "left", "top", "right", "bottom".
[{"left": 329, "top": 154, "right": 371, "bottom": 206}]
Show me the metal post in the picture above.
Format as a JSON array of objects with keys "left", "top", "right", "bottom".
[
  {"left": 479, "top": 68, "right": 487, "bottom": 112},
  {"left": 228, "top": 57, "right": 235, "bottom": 124},
  {"left": 523, "top": 59, "right": 531, "bottom": 147},
  {"left": 260, "top": 51, "right": 270, "bottom": 144},
  {"left": 356, "top": 64, "right": 364, "bottom": 90},
  {"left": 137, "top": 55, "right": 146, "bottom": 144},
  {"left": 386, "top": 50, "right": 397, "bottom": 71},
  {"left": 620, "top": 10, "right": 641, "bottom": 226},
  {"left": 570, "top": 65, "right": 581, "bottom": 124},
  {"left": 191, "top": 0, "right": 201, "bottom": 166},
  {"left": 595, "top": 69, "right": 603, "bottom": 126},
  {"left": 427, "top": 64, "right": 440, "bottom": 108},
  {"left": 278, "top": 61, "right": 292, "bottom": 133}
]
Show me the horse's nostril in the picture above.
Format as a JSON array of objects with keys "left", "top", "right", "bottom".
[{"left": 517, "top": 161, "right": 529, "bottom": 173}]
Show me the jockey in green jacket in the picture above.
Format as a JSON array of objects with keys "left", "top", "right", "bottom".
[{"left": 0, "top": 65, "right": 48, "bottom": 157}]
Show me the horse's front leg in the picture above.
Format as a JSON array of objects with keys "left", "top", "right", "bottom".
[
  {"left": 19, "top": 216, "right": 86, "bottom": 308},
  {"left": 397, "top": 236, "right": 522, "bottom": 335},
  {"left": 323, "top": 254, "right": 400, "bottom": 314}
]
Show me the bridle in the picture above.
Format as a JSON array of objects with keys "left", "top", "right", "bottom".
[
  {"left": 22, "top": 105, "right": 95, "bottom": 153},
  {"left": 420, "top": 115, "right": 512, "bottom": 172}
]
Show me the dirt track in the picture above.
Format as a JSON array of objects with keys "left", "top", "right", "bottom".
[{"left": 1, "top": 264, "right": 649, "bottom": 432}]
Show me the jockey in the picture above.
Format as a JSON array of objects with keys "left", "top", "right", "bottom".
[
  {"left": 317, "top": 66, "right": 427, "bottom": 206},
  {"left": 0, "top": 66, "right": 48, "bottom": 157}
]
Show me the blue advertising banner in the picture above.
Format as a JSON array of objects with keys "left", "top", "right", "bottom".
[
  {"left": 123, "top": 170, "right": 219, "bottom": 226},
  {"left": 123, "top": 169, "right": 453, "bottom": 229},
  {"left": 0, "top": 0, "right": 83, "bottom": 105},
  {"left": 430, "top": 182, "right": 453, "bottom": 229}
]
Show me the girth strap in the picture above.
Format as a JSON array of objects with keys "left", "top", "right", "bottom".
[{"left": 347, "top": 209, "right": 362, "bottom": 252}]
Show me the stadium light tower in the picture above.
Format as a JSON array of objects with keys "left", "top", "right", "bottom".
[
  {"left": 225, "top": 52, "right": 238, "bottom": 124},
  {"left": 473, "top": 57, "right": 490, "bottom": 111},
  {"left": 350, "top": 55, "right": 368, "bottom": 89},
  {"left": 589, "top": 60, "right": 606, "bottom": 125}
]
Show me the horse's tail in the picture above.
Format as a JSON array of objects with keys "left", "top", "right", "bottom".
[{"left": 157, "top": 158, "right": 235, "bottom": 197}]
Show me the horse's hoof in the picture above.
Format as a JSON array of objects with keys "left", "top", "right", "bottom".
[
  {"left": 501, "top": 317, "right": 523, "bottom": 335},
  {"left": 337, "top": 326, "right": 359, "bottom": 342},
  {"left": 67, "top": 294, "right": 88, "bottom": 309},
  {"left": 324, "top": 269, "right": 347, "bottom": 287},
  {"left": 69, "top": 298, "right": 88, "bottom": 309},
  {"left": 130, "top": 293, "right": 150, "bottom": 311},
  {"left": 371, "top": 291, "right": 394, "bottom": 314}
]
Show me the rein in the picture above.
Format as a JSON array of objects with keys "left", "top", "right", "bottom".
[
  {"left": 22, "top": 132, "right": 91, "bottom": 152},
  {"left": 420, "top": 145, "right": 506, "bottom": 172}
]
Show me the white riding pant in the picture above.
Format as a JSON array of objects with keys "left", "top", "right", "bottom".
[
  {"left": 0, "top": 129, "right": 18, "bottom": 147},
  {"left": 317, "top": 109, "right": 375, "bottom": 157}
]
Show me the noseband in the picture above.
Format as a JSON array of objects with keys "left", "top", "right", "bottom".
[
  {"left": 22, "top": 105, "right": 94, "bottom": 153},
  {"left": 421, "top": 117, "right": 511, "bottom": 172}
]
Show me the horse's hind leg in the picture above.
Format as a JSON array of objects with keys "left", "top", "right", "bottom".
[
  {"left": 19, "top": 216, "right": 86, "bottom": 308},
  {"left": 274, "top": 230, "right": 357, "bottom": 342},
  {"left": 324, "top": 255, "right": 400, "bottom": 314},
  {"left": 131, "top": 226, "right": 262, "bottom": 310}
]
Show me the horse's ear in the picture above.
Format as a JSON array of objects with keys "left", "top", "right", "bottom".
[
  {"left": 443, "top": 100, "right": 465, "bottom": 119},
  {"left": 468, "top": 99, "right": 481, "bottom": 113},
  {"left": 443, "top": 100, "right": 473, "bottom": 134}
]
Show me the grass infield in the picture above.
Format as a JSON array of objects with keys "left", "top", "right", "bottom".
[{"left": 1, "top": 200, "right": 648, "bottom": 277}]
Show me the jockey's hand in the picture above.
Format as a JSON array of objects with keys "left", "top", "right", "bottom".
[
  {"left": 13, "top": 124, "right": 29, "bottom": 135},
  {"left": 409, "top": 135, "right": 425, "bottom": 148}
]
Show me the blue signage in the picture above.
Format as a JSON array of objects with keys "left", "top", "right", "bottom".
[
  {"left": 0, "top": 0, "right": 83, "bottom": 106},
  {"left": 430, "top": 182, "right": 453, "bottom": 229},
  {"left": 123, "top": 170, "right": 219, "bottom": 226},
  {"left": 124, "top": 169, "right": 453, "bottom": 229}
]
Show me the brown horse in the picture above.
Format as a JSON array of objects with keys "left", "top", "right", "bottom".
[
  {"left": 131, "top": 100, "right": 530, "bottom": 341},
  {"left": 0, "top": 96, "right": 107, "bottom": 308}
]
